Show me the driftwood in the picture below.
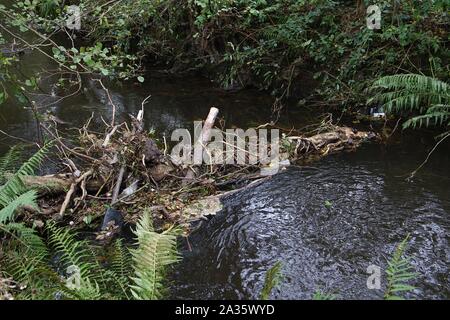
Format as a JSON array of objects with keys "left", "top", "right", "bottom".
[
  {"left": 111, "top": 165, "right": 126, "bottom": 205},
  {"left": 59, "top": 170, "right": 93, "bottom": 216},
  {"left": 7, "top": 173, "right": 102, "bottom": 193},
  {"left": 14, "top": 97, "right": 377, "bottom": 231},
  {"left": 185, "top": 107, "right": 219, "bottom": 184},
  {"left": 198, "top": 107, "right": 219, "bottom": 148},
  {"left": 287, "top": 126, "right": 372, "bottom": 158}
]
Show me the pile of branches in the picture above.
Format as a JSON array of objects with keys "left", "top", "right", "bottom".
[{"left": 22, "top": 106, "right": 376, "bottom": 234}]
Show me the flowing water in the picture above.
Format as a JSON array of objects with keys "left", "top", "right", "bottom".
[
  {"left": 1, "top": 34, "right": 449, "bottom": 300},
  {"left": 170, "top": 142, "right": 449, "bottom": 300}
]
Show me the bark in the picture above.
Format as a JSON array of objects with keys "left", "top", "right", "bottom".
[{"left": 10, "top": 173, "right": 103, "bottom": 194}]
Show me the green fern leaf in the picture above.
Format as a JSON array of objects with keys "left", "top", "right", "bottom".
[
  {"left": 0, "top": 143, "right": 50, "bottom": 208},
  {"left": 0, "top": 190, "right": 38, "bottom": 224},
  {"left": 384, "top": 235, "right": 417, "bottom": 300},
  {"left": 129, "top": 211, "right": 180, "bottom": 300},
  {"left": 260, "top": 261, "right": 282, "bottom": 300}
]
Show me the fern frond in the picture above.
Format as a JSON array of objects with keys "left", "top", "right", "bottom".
[
  {"left": 260, "top": 261, "right": 282, "bottom": 300},
  {"left": 3, "top": 253, "right": 62, "bottom": 300},
  {"left": 371, "top": 74, "right": 449, "bottom": 94},
  {"left": 102, "top": 239, "right": 133, "bottom": 299},
  {"left": 129, "top": 212, "right": 180, "bottom": 300},
  {"left": 111, "top": 239, "right": 132, "bottom": 281},
  {"left": 370, "top": 91, "right": 445, "bottom": 113},
  {"left": 1, "top": 223, "right": 61, "bottom": 300},
  {"left": 0, "top": 190, "right": 38, "bottom": 224},
  {"left": 403, "top": 112, "right": 450, "bottom": 129},
  {"left": 384, "top": 235, "right": 417, "bottom": 300},
  {"left": 46, "top": 221, "right": 101, "bottom": 283},
  {"left": 369, "top": 74, "right": 450, "bottom": 116},
  {"left": 0, "top": 145, "right": 24, "bottom": 183},
  {"left": 46, "top": 221, "right": 112, "bottom": 300},
  {"left": 1, "top": 222, "right": 48, "bottom": 259},
  {"left": 0, "top": 143, "right": 50, "bottom": 208},
  {"left": 60, "top": 278, "right": 102, "bottom": 300}
]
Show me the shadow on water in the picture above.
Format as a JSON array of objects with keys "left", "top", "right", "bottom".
[{"left": 170, "top": 142, "right": 449, "bottom": 300}]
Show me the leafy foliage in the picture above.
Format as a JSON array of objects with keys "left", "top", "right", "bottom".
[
  {"left": 47, "top": 221, "right": 103, "bottom": 283},
  {"left": 130, "top": 211, "right": 181, "bottom": 300},
  {"left": 384, "top": 235, "right": 417, "bottom": 300},
  {"left": 369, "top": 74, "right": 450, "bottom": 129},
  {"left": 0, "top": 190, "right": 37, "bottom": 224},
  {"left": 1, "top": 222, "right": 60, "bottom": 300},
  {"left": 4, "top": 1, "right": 447, "bottom": 106},
  {"left": 109, "top": 239, "right": 133, "bottom": 294},
  {"left": 1, "top": 209, "right": 180, "bottom": 300},
  {"left": 0, "top": 146, "right": 179, "bottom": 300},
  {"left": 260, "top": 261, "right": 282, "bottom": 300},
  {"left": 0, "top": 145, "right": 24, "bottom": 183},
  {"left": 0, "top": 144, "right": 50, "bottom": 224}
]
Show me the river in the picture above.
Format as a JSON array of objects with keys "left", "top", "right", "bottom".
[{"left": 0, "top": 32, "right": 449, "bottom": 300}]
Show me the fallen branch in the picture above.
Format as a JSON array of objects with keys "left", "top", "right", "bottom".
[
  {"left": 102, "top": 125, "right": 119, "bottom": 148},
  {"left": 59, "top": 170, "right": 93, "bottom": 217},
  {"left": 11, "top": 173, "right": 102, "bottom": 194},
  {"left": 111, "top": 165, "right": 126, "bottom": 205}
]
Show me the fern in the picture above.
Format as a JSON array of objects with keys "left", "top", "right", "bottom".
[
  {"left": 60, "top": 278, "right": 102, "bottom": 300},
  {"left": 368, "top": 74, "right": 450, "bottom": 130},
  {"left": 111, "top": 239, "right": 132, "bottom": 281},
  {"left": 260, "top": 261, "right": 282, "bottom": 300},
  {"left": 0, "top": 145, "right": 24, "bottom": 183},
  {"left": 2, "top": 222, "right": 48, "bottom": 259},
  {"left": 129, "top": 212, "right": 181, "bottom": 300},
  {"left": 46, "top": 221, "right": 102, "bottom": 283},
  {"left": 1, "top": 223, "right": 61, "bottom": 300},
  {"left": 0, "top": 143, "right": 50, "bottom": 220},
  {"left": 2, "top": 208, "right": 180, "bottom": 300},
  {"left": 0, "top": 190, "right": 38, "bottom": 224},
  {"left": 103, "top": 239, "right": 133, "bottom": 299},
  {"left": 384, "top": 235, "right": 417, "bottom": 300},
  {"left": 403, "top": 104, "right": 450, "bottom": 129}
]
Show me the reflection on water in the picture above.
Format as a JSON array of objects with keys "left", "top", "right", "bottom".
[
  {"left": 1, "top": 27, "right": 311, "bottom": 153},
  {"left": 171, "top": 143, "right": 449, "bottom": 300},
  {"left": 0, "top": 70, "right": 311, "bottom": 153}
]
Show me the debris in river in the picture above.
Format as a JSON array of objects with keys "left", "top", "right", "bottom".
[
  {"left": 97, "top": 208, "right": 124, "bottom": 243},
  {"left": 101, "top": 208, "right": 124, "bottom": 231},
  {"left": 16, "top": 103, "right": 377, "bottom": 235}
]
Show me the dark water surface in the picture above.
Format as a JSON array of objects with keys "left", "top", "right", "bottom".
[
  {"left": 1, "top": 34, "right": 448, "bottom": 300},
  {"left": 170, "top": 142, "right": 449, "bottom": 299}
]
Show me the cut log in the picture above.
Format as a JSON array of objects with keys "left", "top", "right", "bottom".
[
  {"left": 193, "top": 107, "right": 219, "bottom": 164},
  {"left": 111, "top": 165, "right": 126, "bottom": 205},
  {"left": 198, "top": 107, "right": 219, "bottom": 146}
]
